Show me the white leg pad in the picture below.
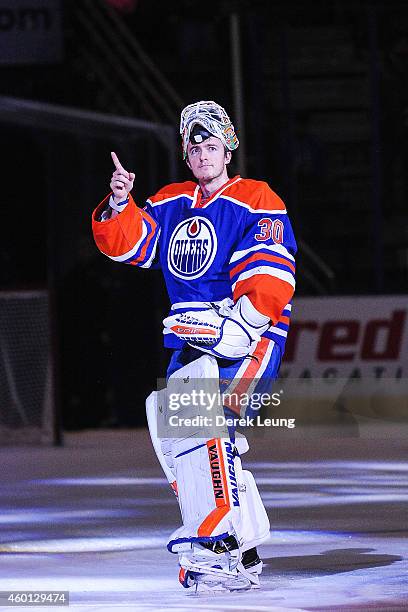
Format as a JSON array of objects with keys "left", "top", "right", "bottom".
[
  {"left": 168, "top": 436, "right": 243, "bottom": 553},
  {"left": 164, "top": 356, "right": 242, "bottom": 553},
  {"left": 239, "top": 469, "right": 270, "bottom": 552},
  {"left": 146, "top": 390, "right": 178, "bottom": 496},
  {"left": 146, "top": 355, "right": 269, "bottom": 559}
]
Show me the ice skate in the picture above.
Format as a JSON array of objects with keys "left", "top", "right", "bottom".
[
  {"left": 178, "top": 537, "right": 261, "bottom": 592},
  {"left": 178, "top": 560, "right": 253, "bottom": 593}
]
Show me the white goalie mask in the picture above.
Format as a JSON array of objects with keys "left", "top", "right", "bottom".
[{"left": 180, "top": 100, "right": 239, "bottom": 159}]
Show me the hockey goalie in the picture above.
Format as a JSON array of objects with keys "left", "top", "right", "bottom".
[{"left": 92, "top": 100, "right": 297, "bottom": 591}]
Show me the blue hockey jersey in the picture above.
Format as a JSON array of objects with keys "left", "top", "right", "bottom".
[{"left": 92, "top": 175, "right": 297, "bottom": 354}]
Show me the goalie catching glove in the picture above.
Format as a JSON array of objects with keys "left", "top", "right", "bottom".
[{"left": 163, "top": 296, "right": 270, "bottom": 360}]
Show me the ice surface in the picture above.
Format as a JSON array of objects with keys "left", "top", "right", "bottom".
[{"left": 0, "top": 428, "right": 407, "bottom": 611}]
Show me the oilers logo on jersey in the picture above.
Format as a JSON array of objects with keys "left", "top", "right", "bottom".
[{"left": 168, "top": 217, "right": 218, "bottom": 279}]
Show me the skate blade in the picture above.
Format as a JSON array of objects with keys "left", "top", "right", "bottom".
[
  {"left": 181, "top": 562, "right": 234, "bottom": 580},
  {"left": 191, "top": 572, "right": 252, "bottom": 593}
]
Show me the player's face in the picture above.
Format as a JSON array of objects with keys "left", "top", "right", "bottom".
[{"left": 186, "top": 137, "right": 231, "bottom": 183}]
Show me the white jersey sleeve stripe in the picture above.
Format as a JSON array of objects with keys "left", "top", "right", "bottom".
[
  {"left": 231, "top": 266, "right": 296, "bottom": 290},
  {"left": 230, "top": 243, "right": 295, "bottom": 264},
  {"left": 140, "top": 228, "right": 161, "bottom": 268},
  {"left": 171, "top": 301, "right": 212, "bottom": 310},
  {"left": 268, "top": 326, "right": 288, "bottom": 337}
]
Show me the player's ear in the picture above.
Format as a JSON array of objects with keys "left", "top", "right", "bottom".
[
  {"left": 186, "top": 156, "right": 192, "bottom": 170},
  {"left": 225, "top": 151, "right": 232, "bottom": 165}
]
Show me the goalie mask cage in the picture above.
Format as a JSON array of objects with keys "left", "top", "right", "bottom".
[{"left": 0, "top": 291, "right": 54, "bottom": 445}]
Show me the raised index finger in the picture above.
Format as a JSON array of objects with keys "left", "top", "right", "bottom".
[{"left": 111, "top": 151, "right": 126, "bottom": 173}]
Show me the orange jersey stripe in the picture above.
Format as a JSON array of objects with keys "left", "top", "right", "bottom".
[
  {"left": 230, "top": 252, "right": 296, "bottom": 278},
  {"left": 233, "top": 275, "right": 295, "bottom": 323},
  {"left": 234, "top": 274, "right": 294, "bottom": 325}
]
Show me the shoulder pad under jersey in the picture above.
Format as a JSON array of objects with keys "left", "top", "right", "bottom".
[
  {"left": 147, "top": 181, "right": 197, "bottom": 206},
  {"left": 223, "top": 178, "right": 287, "bottom": 213}
]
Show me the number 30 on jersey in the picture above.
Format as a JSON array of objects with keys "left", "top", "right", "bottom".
[{"left": 254, "top": 218, "right": 284, "bottom": 244}]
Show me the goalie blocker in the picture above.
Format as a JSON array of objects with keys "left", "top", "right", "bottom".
[{"left": 146, "top": 355, "right": 270, "bottom": 589}]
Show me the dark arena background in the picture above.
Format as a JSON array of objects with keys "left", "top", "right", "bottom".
[{"left": 0, "top": 0, "right": 407, "bottom": 609}]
